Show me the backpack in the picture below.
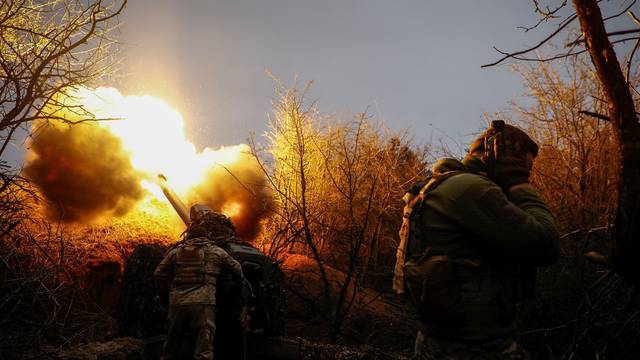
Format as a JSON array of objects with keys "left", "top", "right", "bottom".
[
  {"left": 394, "top": 159, "right": 536, "bottom": 326},
  {"left": 392, "top": 169, "right": 463, "bottom": 294}
]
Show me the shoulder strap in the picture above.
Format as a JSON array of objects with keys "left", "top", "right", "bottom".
[
  {"left": 413, "top": 170, "right": 463, "bottom": 213},
  {"left": 393, "top": 170, "right": 464, "bottom": 294}
]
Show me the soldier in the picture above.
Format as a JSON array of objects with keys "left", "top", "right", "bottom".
[
  {"left": 154, "top": 214, "right": 243, "bottom": 360},
  {"left": 189, "top": 204, "right": 237, "bottom": 243},
  {"left": 396, "top": 121, "right": 560, "bottom": 360}
]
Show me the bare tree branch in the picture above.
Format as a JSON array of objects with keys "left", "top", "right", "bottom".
[
  {"left": 579, "top": 110, "right": 610, "bottom": 121},
  {"left": 0, "top": 0, "right": 127, "bottom": 159},
  {"left": 482, "top": 14, "right": 577, "bottom": 68}
]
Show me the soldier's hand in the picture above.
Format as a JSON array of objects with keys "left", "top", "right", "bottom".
[
  {"left": 480, "top": 121, "right": 538, "bottom": 190},
  {"left": 492, "top": 156, "right": 531, "bottom": 190},
  {"left": 492, "top": 125, "right": 531, "bottom": 160},
  {"left": 239, "top": 305, "right": 251, "bottom": 330}
]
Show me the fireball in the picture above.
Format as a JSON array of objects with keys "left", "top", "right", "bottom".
[
  {"left": 24, "top": 86, "right": 271, "bottom": 239},
  {"left": 76, "top": 87, "right": 240, "bottom": 195}
]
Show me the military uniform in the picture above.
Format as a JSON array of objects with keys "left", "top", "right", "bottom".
[
  {"left": 154, "top": 236, "right": 243, "bottom": 360},
  {"left": 397, "top": 123, "right": 560, "bottom": 360}
]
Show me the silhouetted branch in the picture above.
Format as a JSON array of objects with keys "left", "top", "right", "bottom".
[
  {"left": 518, "top": 0, "right": 569, "bottom": 32},
  {"left": 579, "top": 110, "right": 610, "bottom": 121},
  {"left": 566, "top": 28, "right": 640, "bottom": 46},
  {"left": 482, "top": 14, "right": 577, "bottom": 67},
  {"left": 603, "top": 0, "right": 639, "bottom": 21}
]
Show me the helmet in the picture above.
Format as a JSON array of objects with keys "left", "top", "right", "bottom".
[
  {"left": 190, "top": 204, "right": 213, "bottom": 223},
  {"left": 189, "top": 204, "right": 236, "bottom": 238},
  {"left": 468, "top": 120, "right": 539, "bottom": 160}
]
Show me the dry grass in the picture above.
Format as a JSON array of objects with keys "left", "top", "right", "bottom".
[
  {"left": 0, "top": 193, "right": 180, "bottom": 356},
  {"left": 282, "top": 253, "right": 417, "bottom": 354}
]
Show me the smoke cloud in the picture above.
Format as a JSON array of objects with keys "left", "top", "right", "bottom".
[
  {"left": 22, "top": 87, "right": 273, "bottom": 239},
  {"left": 24, "top": 122, "right": 144, "bottom": 222},
  {"left": 189, "top": 145, "right": 273, "bottom": 240}
]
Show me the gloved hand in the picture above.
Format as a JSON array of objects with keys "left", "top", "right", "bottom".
[
  {"left": 492, "top": 156, "right": 531, "bottom": 189},
  {"left": 486, "top": 128, "right": 533, "bottom": 189}
]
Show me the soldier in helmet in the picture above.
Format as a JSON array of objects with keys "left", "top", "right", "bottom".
[
  {"left": 190, "top": 204, "right": 237, "bottom": 242},
  {"left": 395, "top": 121, "right": 560, "bottom": 359},
  {"left": 154, "top": 211, "right": 243, "bottom": 360}
]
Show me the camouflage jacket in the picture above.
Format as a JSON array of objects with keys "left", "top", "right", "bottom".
[
  {"left": 154, "top": 237, "right": 243, "bottom": 305},
  {"left": 414, "top": 159, "right": 559, "bottom": 264},
  {"left": 409, "top": 157, "right": 559, "bottom": 341}
]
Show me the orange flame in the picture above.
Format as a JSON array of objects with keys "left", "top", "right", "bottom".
[
  {"left": 74, "top": 87, "right": 242, "bottom": 197},
  {"left": 28, "top": 86, "right": 269, "bottom": 236}
]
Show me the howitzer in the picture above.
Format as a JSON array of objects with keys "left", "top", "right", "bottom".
[
  {"left": 155, "top": 174, "right": 295, "bottom": 359},
  {"left": 157, "top": 174, "right": 190, "bottom": 225}
]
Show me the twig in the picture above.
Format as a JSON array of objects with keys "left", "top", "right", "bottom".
[
  {"left": 579, "top": 110, "right": 610, "bottom": 121},
  {"left": 482, "top": 14, "right": 577, "bottom": 68}
]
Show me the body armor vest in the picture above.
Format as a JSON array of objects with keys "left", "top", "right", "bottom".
[{"left": 173, "top": 238, "right": 221, "bottom": 287}]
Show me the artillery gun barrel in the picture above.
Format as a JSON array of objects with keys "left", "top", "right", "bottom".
[{"left": 157, "top": 174, "right": 190, "bottom": 226}]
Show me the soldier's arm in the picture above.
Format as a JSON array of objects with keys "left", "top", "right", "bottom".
[
  {"left": 454, "top": 177, "right": 560, "bottom": 266},
  {"left": 153, "top": 249, "right": 176, "bottom": 283},
  {"left": 220, "top": 251, "right": 243, "bottom": 281}
]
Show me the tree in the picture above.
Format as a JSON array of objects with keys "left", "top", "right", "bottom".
[
  {"left": 512, "top": 55, "right": 619, "bottom": 233},
  {"left": 0, "top": 0, "right": 126, "bottom": 285},
  {"left": 484, "top": 0, "right": 640, "bottom": 283},
  {"left": 506, "top": 52, "right": 638, "bottom": 360},
  {"left": 0, "top": 1, "right": 127, "bottom": 353},
  {"left": 483, "top": 2, "right": 640, "bottom": 358},
  {"left": 572, "top": 0, "right": 640, "bottom": 285},
  {"left": 250, "top": 80, "right": 427, "bottom": 339},
  {"left": 0, "top": 0, "right": 127, "bottom": 159}
]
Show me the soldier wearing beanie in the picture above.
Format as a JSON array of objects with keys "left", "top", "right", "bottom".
[{"left": 395, "top": 121, "right": 559, "bottom": 360}]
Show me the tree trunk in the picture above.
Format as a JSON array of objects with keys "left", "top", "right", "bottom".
[{"left": 573, "top": 0, "right": 640, "bottom": 283}]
